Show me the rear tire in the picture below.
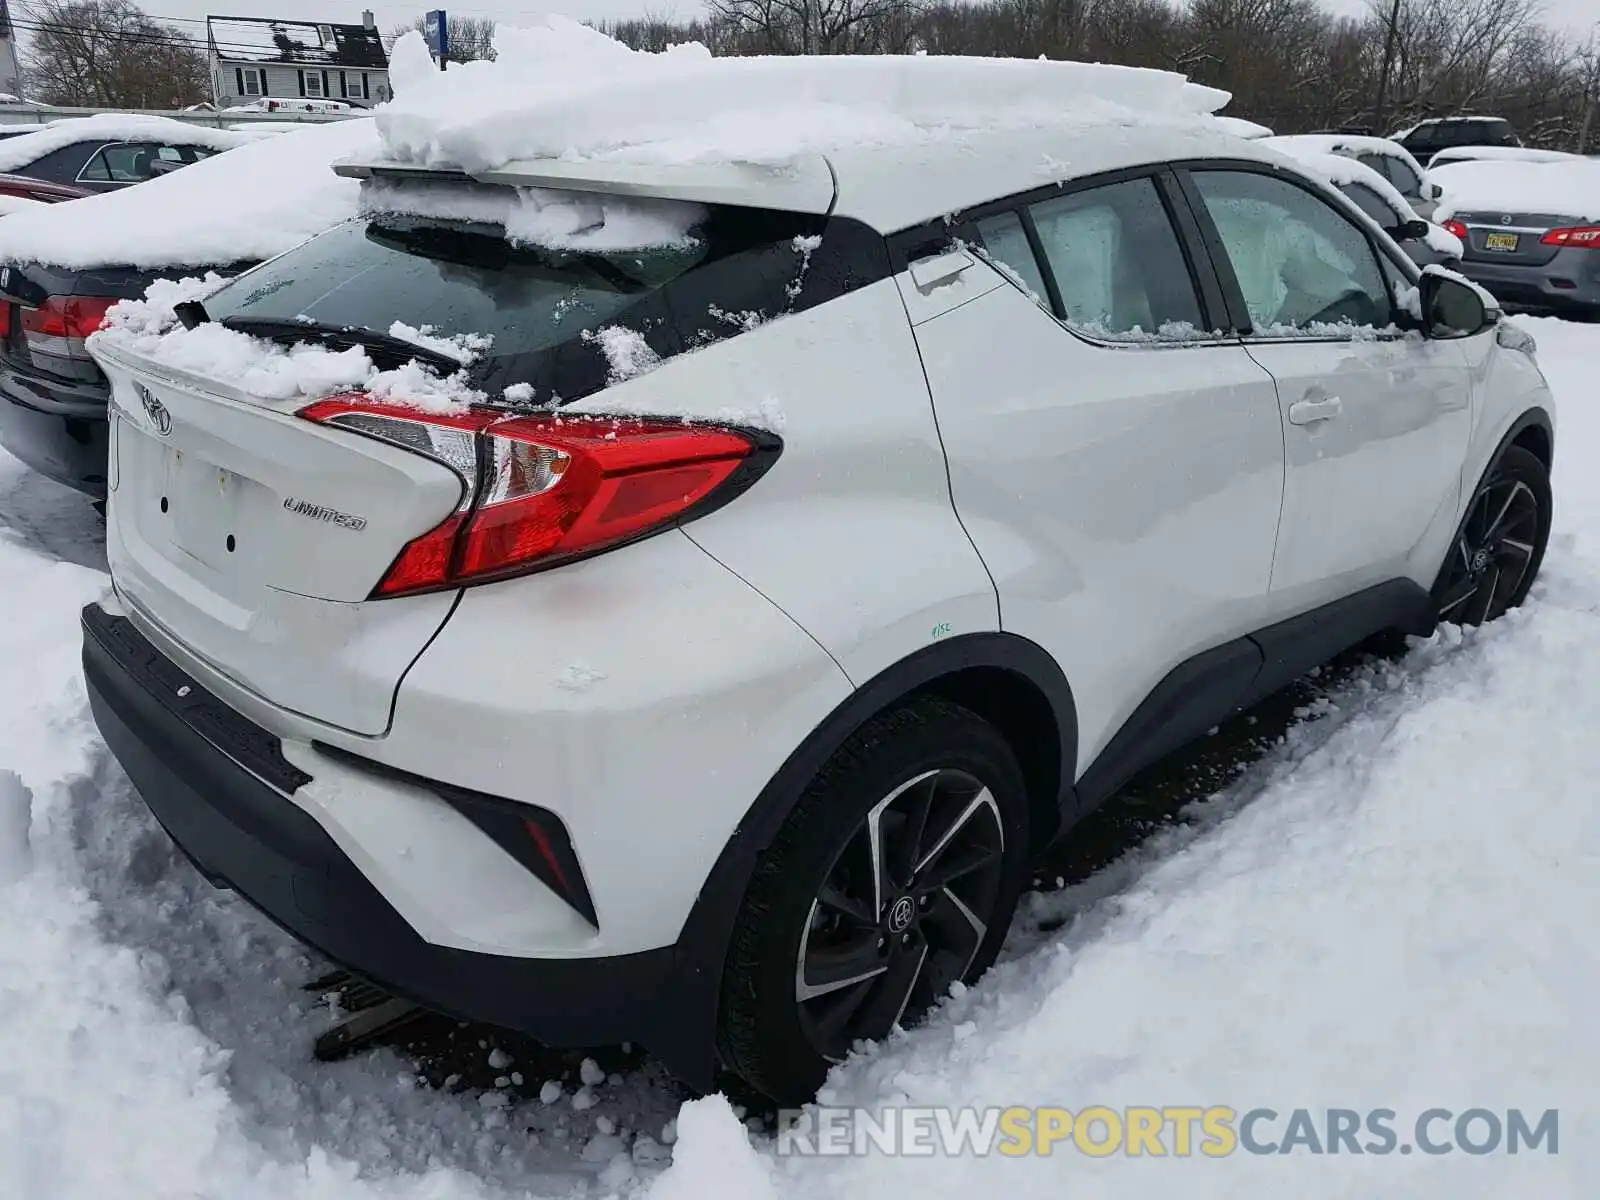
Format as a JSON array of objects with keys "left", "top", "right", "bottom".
[
  {"left": 1430, "top": 444, "right": 1551, "bottom": 626},
  {"left": 717, "top": 695, "right": 1030, "bottom": 1104}
]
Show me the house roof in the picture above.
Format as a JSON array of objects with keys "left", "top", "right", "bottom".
[{"left": 207, "top": 16, "right": 388, "bottom": 69}]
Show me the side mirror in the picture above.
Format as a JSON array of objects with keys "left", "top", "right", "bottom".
[
  {"left": 1421, "top": 180, "right": 1443, "bottom": 201},
  {"left": 1420, "top": 272, "right": 1493, "bottom": 338},
  {"left": 1388, "top": 218, "right": 1432, "bottom": 242}
]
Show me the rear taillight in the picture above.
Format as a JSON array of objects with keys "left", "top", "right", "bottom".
[
  {"left": 1541, "top": 225, "right": 1600, "bottom": 249},
  {"left": 21, "top": 295, "right": 117, "bottom": 363},
  {"left": 1442, "top": 219, "right": 1469, "bottom": 243},
  {"left": 299, "top": 394, "right": 776, "bottom": 598}
]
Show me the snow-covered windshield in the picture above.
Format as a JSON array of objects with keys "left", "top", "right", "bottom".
[{"left": 199, "top": 203, "right": 853, "bottom": 405}]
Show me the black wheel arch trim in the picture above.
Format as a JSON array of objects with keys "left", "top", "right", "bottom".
[
  {"left": 664, "top": 630, "right": 1077, "bottom": 1088},
  {"left": 1489, "top": 405, "right": 1553, "bottom": 473}
]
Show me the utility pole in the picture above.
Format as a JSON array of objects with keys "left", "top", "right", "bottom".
[{"left": 1373, "top": 0, "right": 1402, "bottom": 134}]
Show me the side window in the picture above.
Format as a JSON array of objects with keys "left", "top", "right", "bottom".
[
  {"left": 1340, "top": 182, "right": 1398, "bottom": 229},
  {"left": 1190, "top": 170, "right": 1393, "bottom": 336},
  {"left": 971, "top": 211, "right": 1049, "bottom": 305},
  {"left": 77, "top": 149, "right": 112, "bottom": 182},
  {"left": 94, "top": 143, "right": 161, "bottom": 182},
  {"left": 1027, "top": 176, "right": 1205, "bottom": 340},
  {"left": 1385, "top": 156, "right": 1422, "bottom": 199}
]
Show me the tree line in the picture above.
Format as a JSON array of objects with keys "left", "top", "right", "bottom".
[
  {"left": 602, "top": 0, "right": 1600, "bottom": 149},
  {"left": 17, "top": 0, "right": 1600, "bottom": 152}
]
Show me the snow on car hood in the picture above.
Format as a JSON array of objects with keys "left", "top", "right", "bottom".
[
  {"left": 1433, "top": 159, "right": 1600, "bottom": 221},
  {"left": 0, "top": 118, "right": 377, "bottom": 270},
  {"left": 0, "top": 114, "right": 253, "bottom": 175},
  {"left": 374, "top": 17, "right": 1230, "bottom": 174}
]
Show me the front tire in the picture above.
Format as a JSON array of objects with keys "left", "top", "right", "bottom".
[
  {"left": 1431, "top": 444, "right": 1551, "bottom": 626},
  {"left": 717, "top": 695, "right": 1030, "bottom": 1104}
]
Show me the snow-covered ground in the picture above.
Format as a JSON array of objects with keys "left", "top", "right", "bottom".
[{"left": 1, "top": 318, "right": 1595, "bottom": 1198}]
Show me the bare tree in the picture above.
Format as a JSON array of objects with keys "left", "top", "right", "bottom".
[
  {"left": 23, "top": 0, "right": 208, "bottom": 108},
  {"left": 387, "top": 15, "right": 498, "bottom": 63},
  {"left": 705, "top": 0, "right": 923, "bottom": 54},
  {"left": 1577, "top": 32, "right": 1600, "bottom": 153}
]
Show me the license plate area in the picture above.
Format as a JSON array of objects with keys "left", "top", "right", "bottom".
[
  {"left": 1484, "top": 231, "right": 1520, "bottom": 252},
  {"left": 156, "top": 441, "right": 258, "bottom": 577}
]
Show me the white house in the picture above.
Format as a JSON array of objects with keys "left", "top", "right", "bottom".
[{"left": 207, "top": 13, "right": 391, "bottom": 111}]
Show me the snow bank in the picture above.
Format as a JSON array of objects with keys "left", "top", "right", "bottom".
[
  {"left": 89, "top": 274, "right": 487, "bottom": 414},
  {"left": 375, "top": 17, "right": 1229, "bottom": 174},
  {"left": 0, "top": 114, "right": 252, "bottom": 174},
  {"left": 1432, "top": 159, "right": 1600, "bottom": 220},
  {"left": 0, "top": 119, "right": 377, "bottom": 271}
]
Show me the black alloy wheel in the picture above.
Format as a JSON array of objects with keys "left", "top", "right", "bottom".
[
  {"left": 794, "top": 766, "right": 1005, "bottom": 1063},
  {"left": 1432, "top": 445, "right": 1550, "bottom": 626}
]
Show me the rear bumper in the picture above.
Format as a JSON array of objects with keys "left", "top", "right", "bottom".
[
  {"left": 81, "top": 602, "right": 706, "bottom": 1072},
  {"left": 0, "top": 367, "right": 109, "bottom": 495},
  {"left": 1457, "top": 255, "right": 1600, "bottom": 317}
]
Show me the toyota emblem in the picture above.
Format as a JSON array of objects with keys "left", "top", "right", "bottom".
[
  {"left": 135, "top": 382, "right": 172, "bottom": 436},
  {"left": 887, "top": 895, "right": 916, "bottom": 934}
]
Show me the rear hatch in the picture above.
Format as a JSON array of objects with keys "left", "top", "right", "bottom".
[
  {"left": 97, "top": 345, "right": 467, "bottom": 735},
  {"left": 1448, "top": 211, "right": 1586, "bottom": 267},
  {"left": 94, "top": 195, "right": 835, "bottom": 736}
]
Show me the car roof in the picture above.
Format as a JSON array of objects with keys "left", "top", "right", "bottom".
[
  {"left": 1265, "top": 133, "right": 1411, "bottom": 161},
  {"left": 344, "top": 125, "right": 1282, "bottom": 236}
]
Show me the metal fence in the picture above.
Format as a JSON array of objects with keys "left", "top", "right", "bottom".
[{"left": 0, "top": 104, "right": 358, "bottom": 129}]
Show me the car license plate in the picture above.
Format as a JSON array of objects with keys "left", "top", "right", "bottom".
[{"left": 1484, "top": 231, "right": 1519, "bottom": 252}]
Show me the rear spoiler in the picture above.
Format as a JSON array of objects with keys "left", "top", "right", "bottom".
[{"left": 332, "top": 155, "right": 839, "bottom": 216}]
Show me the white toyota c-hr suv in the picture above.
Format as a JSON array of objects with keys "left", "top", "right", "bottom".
[{"left": 82, "top": 125, "right": 1554, "bottom": 1104}]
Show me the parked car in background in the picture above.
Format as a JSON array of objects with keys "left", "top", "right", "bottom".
[
  {"left": 225, "top": 97, "right": 362, "bottom": 115},
  {"left": 0, "top": 115, "right": 252, "bottom": 194},
  {"left": 0, "top": 173, "right": 91, "bottom": 205},
  {"left": 1390, "top": 116, "right": 1520, "bottom": 165},
  {"left": 1265, "top": 133, "right": 1436, "bottom": 217},
  {"left": 0, "top": 119, "right": 376, "bottom": 495},
  {"left": 1425, "top": 145, "right": 1583, "bottom": 171},
  {"left": 1264, "top": 138, "right": 1459, "bottom": 267},
  {"left": 1431, "top": 158, "right": 1600, "bottom": 318}
]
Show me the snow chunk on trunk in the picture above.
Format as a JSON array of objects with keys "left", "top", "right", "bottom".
[{"left": 90, "top": 276, "right": 486, "bottom": 415}]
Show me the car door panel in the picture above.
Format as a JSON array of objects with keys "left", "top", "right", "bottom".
[
  {"left": 912, "top": 274, "right": 1285, "bottom": 774},
  {"left": 1182, "top": 166, "right": 1472, "bottom": 608}
]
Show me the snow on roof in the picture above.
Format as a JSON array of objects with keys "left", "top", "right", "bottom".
[
  {"left": 1212, "top": 115, "right": 1274, "bottom": 139},
  {"left": 1269, "top": 146, "right": 1416, "bottom": 216},
  {"left": 0, "top": 119, "right": 376, "bottom": 270},
  {"left": 1265, "top": 133, "right": 1420, "bottom": 166},
  {"left": 370, "top": 19, "right": 1229, "bottom": 232},
  {"left": 207, "top": 16, "right": 387, "bottom": 68},
  {"left": 1427, "top": 145, "right": 1583, "bottom": 168},
  {"left": 0, "top": 115, "right": 252, "bottom": 174},
  {"left": 1433, "top": 159, "right": 1600, "bottom": 222},
  {"left": 377, "top": 20, "right": 1227, "bottom": 174}
]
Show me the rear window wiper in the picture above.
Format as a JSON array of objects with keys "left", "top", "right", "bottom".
[{"left": 218, "top": 316, "right": 466, "bottom": 374}]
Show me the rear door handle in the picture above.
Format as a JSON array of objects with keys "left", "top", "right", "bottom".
[{"left": 1288, "top": 395, "right": 1342, "bottom": 425}]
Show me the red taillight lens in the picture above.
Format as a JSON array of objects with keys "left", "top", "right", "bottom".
[
  {"left": 20, "top": 295, "right": 118, "bottom": 364},
  {"left": 1541, "top": 225, "right": 1600, "bottom": 249},
  {"left": 298, "top": 394, "right": 772, "bottom": 598},
  {"left": 21, "top": 295, "right": 116, "bottom": 339},
  {"left": 1442, "top": 219, "right": 1469, "bottom": 243}
]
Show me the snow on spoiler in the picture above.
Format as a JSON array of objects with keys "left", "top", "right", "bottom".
[{"left": 332, "top": 156, "right": 840, "bottom": 216}]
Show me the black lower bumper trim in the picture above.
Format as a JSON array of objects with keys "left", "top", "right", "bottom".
[{"left": 81, "top": 605, "right": 694, "bottom": 1060}]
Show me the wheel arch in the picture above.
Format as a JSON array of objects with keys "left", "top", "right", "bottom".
[{"left": 659, "top": 632, "right": 1077, "bottom": 1089}]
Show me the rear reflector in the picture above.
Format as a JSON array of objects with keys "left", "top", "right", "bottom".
[
  {"left": 21, "top": 295, "right": 118, "bottom": 363},
  {"left": 1541, "top": 225, "right": 1600, "bottom": 250},
  {"left": 298, "top": 394, "right": 777, "bottom": 598}
]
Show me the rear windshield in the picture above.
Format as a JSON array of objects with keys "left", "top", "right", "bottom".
[{"left": 200, "top": 203, "right": 887, "bottom": 405}]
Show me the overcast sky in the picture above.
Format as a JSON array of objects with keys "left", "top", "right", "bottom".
[{"left": 13, "top": 0, "right": 1596, "bottom": 57}]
